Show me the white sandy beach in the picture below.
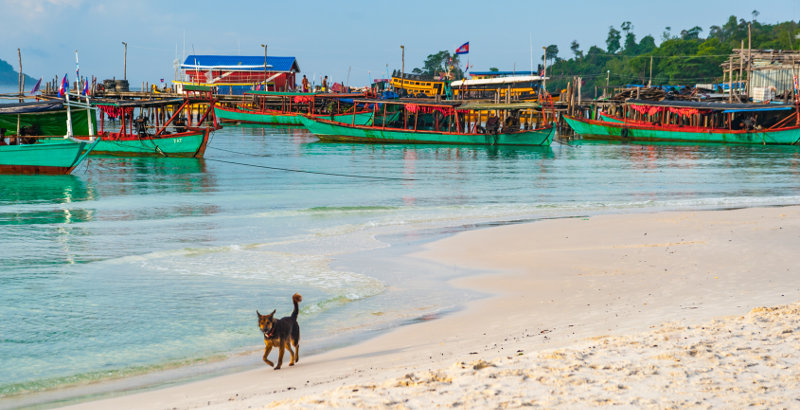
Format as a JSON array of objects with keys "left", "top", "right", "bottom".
[{"left": 62, "top": 205, "right": 800, "bottom": 409}]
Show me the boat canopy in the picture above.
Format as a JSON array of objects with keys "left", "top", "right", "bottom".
[
  {"left": 356, "top": 98, "right": 462, "bottom": 107},
  {"left": 457, "top": 102, "right": 541, "bottom": 110},
  {"left": 0, "top": 101, "right": 63, "bottom": 114},
  {"left": 626, "top": 99, "right": 793, "bottom": 112},
  {"left": 91, "top": 98, "right": 185, "bottom": 108},
  {"left": 452, "top": 75, "right": 547, "bottom": 87}
]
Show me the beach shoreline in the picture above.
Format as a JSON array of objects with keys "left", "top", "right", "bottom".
[{"left": 33, "top": 205, "right": 800, "bottom": 408}]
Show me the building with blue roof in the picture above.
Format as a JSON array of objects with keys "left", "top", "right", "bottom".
[{"left": 178, "top": 55, "right": 300, "bottom": 94}]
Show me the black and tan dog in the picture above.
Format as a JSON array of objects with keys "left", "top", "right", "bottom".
[{"left": 257, "top": 293, "right": 302, "bottom": 370}]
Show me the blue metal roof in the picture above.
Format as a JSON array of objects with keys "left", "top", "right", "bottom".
[{"left": 181, "top": 55, "right": 299, "bottom": 72}]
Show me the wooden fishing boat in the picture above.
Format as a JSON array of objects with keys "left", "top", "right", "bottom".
[
  {"left": 214, "top": 91, "right": 373, "bottom": 125},
  {"left": 0, "top": 98, "right": 98, "bottom": 175},
  {"left": 566, "top": 99, "right": 800, "bottom": 145},
  {"left": 299, "top": 100, "right": 555, "bottom": 146},
  {"left": 82, "top": 85, "right": 217, "bottom": 157}
]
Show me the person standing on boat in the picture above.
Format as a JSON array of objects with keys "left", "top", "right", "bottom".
[
  {"left": 302, "top": 75, "right": 309, "bottom": 93},
  {"left": 322, "top": 76, "right": 329, "bottom": 92},
  {"left": 486, "top": 113, "right": 500, "bottom": 135}
]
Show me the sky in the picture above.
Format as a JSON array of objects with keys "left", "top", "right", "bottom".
[{"left": 0, "top": 0, "right": 798, "bottom": 88}]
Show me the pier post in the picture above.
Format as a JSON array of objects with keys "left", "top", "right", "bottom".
[{"left": 122, "top": 42, "right": 127, "bottom": 80}]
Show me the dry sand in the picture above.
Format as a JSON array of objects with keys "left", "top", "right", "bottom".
[{"left": 62, "top": 206, "right": 800, "bottom": 408}]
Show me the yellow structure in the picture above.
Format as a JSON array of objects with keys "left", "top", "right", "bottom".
[{"left": 390, "top": 70, "right": 446, "bottom": 97}]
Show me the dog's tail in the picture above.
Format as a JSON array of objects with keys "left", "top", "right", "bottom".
[{"left": 291, "top": 293, "right": 302, "bottom": 321}]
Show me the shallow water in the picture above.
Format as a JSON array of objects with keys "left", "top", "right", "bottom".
[{"left": 2, "top": 123, "right": 800, "bottom": 400}]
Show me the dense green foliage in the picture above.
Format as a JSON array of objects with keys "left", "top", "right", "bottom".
[
  {"left": 545, "top": 13, "right": 800, "bottom": 96},
  {"left": 0, "top": 57, "right": 36, "bottom": 87},
  {"left": 412, "top": 51, "right": 464, "bottom": 79}
]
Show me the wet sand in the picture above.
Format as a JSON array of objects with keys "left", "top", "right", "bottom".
[{"left": 63, "top": 206, "right": 800, "bottom": 408}]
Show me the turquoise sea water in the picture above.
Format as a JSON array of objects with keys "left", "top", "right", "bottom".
[{"left": 2, "top": 122, "right": 800, "bottom": 404}]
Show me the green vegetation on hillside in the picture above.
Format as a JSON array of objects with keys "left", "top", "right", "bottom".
[
  {"left": 0, "top": 57, "right": 37, "bottom": 88},
  {"left": 544, "top": 12, "right": 799, "bottom": 95}
]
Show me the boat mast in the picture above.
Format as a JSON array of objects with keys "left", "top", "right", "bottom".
[{"left": 64, "top": 93, "right": 73, "bottom": 138}]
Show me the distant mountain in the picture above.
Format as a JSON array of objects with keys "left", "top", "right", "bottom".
[{"left": 0, "top": 57, "right": 38, "bottom": 87}]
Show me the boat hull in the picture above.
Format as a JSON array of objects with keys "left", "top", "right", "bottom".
[
  {"left": 77, "top": 129, "right": 210, "bottom": 158},
  {"left": 565, "top": 116, "right": 800, "bottom": 145},
  {"left": 0, "top": 138, "right": 97, "bottom": 175},
  {"left": 300, "top": 115, "right": 555, "bottom": 146},
  {"left": 215, "top": 106, "right": 374, "bottom": 126}
]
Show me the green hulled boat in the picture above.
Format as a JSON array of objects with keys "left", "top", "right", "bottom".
[
  {"left": 79, "top": 128, "right": 210, "bottom": 157},
  {"left": 299, "top": 100, "right": 555, "bottom": 146},
  {"left": 567, "top": 99, "right": 800, "bottom": 145},
  {"left": 0, "top": 99, "right": 99, "bottom": 174},
  {"left": 0, "top": 137, "right": 97, "bottom": 175},
  {"left": 89, "top": 90, "right": 216, "bottom": 157},
  {"left": 214, "top": 105, "right": 374, "bottom": 126}
]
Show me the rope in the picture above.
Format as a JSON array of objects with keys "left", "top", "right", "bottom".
[
  {"left": 206, "top": 145, "right": 272, "bottom": 157},
  {"left": 203, "top": 157, "right": 418, "bottom": 181}
]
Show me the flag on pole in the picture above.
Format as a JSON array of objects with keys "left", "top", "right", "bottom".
[
  {"left": 30, "top": 78, "right": 42, "bottom": 94},
  {"left": 82, "top": 78, "right": 89, "bottom": 95},
  {"left": 58, "top": 73, "right": 68, "bottom": 97},
  {"left": 455, "top": 42, "right": 469, "bottom": 55}
]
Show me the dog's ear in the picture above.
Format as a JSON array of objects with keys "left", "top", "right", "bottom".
[
  {"left": 269, "top": 309, "right": 276, "bottom": 317},
  {"left": 256, "top": 310, "right": 261, "bottom": 317}
]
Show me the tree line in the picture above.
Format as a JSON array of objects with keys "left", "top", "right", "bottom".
[{"left": 544, "top": 11, "right": 800, "bottom": 96}]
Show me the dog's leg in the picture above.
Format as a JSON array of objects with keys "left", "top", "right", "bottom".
[
  {"left": 275, "top": 339, "right": 285, "bottom": 370},
  {"left": 262, "top": 341, "right": 274, "bottom": 367},
  {"left": 286, "top": 341, "right": 296, "bottom": 366},
  {"left": 294, "top": 340, "right": 300, "bottom": 364}
]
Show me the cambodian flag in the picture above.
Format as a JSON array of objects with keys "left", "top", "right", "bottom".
[
  {"left": 30, "top": 78, "right": 42, "bottom": 94},
  {"left": 455, "top": 42, "right": 469, "bottom": 55},
  {"left": 82, "top": 78, "right": 89, "bottom": 95},
  {"left": 58, "top": 73, "right": 68, "bottom": 97}
]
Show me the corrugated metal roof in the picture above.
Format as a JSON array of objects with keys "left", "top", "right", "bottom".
[
  {"left": 181, "top": 55, "right": 299, "bottom": 72},
  {"left": 471, "top": 71, "right": 538, "bottom": 76}
]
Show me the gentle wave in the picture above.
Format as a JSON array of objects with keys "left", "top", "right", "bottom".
[{"left": 0, "top": 354, "right": 226, "bottom": 398}]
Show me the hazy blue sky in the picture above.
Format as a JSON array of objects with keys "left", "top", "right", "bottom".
[{"left": 0, "top": 0, "right": 797, "bottom": 87}]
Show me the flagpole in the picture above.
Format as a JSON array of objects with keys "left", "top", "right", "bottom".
[
  {"left": 529, "top": 33, "right": 534, "bottom": 76},
  {"left": 75, "top": 50, "right": 80, "bottom": 92}
]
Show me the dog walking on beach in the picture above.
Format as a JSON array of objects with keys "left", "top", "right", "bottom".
[{"left": 257, "top": 293, "right": 302, "bottom": 370}]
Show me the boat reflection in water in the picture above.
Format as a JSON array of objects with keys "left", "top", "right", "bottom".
[
  {"left": 0, "top": 175, "right": 95, "bottom": 225},
  {"left": 86, "top": 156, "right": 212, "bottom": 196}
]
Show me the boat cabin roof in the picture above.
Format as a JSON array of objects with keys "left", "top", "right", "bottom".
[
  {"left": 457, "top": 101, "right": 541, "bottom": 110},
  {"left": 91, "top": 98, "right": 185, "bottom": 108},
  {"left": 245, "top": 91, "right": 365, "bottom": 98},
  {"left": 356, "top": 98, "right": 462, "bottom": 107},
  {"left": 0, "top": 101, "right": 63, "bottom": 114},
  {"left": 356, "top": 99, "right": 538, "bottom": 111},
  {"left": 626, "top": 99, "right": 794, "bottom": 112}
]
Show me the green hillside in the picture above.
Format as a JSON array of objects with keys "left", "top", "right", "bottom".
[
  {"left": 0, "top": 57, "right": 37, "bottom": 88},
  {"left": 544, "top": 12, "right": 798, "bottom": 95}
]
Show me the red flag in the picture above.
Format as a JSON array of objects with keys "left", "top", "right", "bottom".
[{"left": 58, "top": 74, "right": 68, "bottom": 97}]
